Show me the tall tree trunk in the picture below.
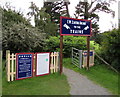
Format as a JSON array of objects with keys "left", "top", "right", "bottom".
[{"left": 64, "top": 1, "right": 70, "bottom": 17}]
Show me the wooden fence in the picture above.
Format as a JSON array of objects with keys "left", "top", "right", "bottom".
[
  {"left": 6, "top": 50, "right": 59, "bottom": 82},
  {"left": 82, "top": 50, "right": 95, "bottom": 68}
]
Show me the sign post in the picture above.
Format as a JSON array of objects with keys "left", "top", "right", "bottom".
[
  {"left": 60, "top": 16, "right": 91, "bottom": 73},
  {"left": 60, "top": 36, "right": 63, "bottom": 74},
  {"left": 87, "top": 36, "right": 90, "bottom": 70}
]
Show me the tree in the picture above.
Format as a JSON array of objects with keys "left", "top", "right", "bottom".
[
  {"left": 28, "top": 2, "right": 58, "bottom": 36},
  {"left": 74, "top": 0, "right": 115, "bottom": 36},
  {"left": 44, "top": 0, "right": 70, "bottom": 25},
  {"left": 2, "top": 5, "right": 46, "bottom": 53},
  {"left": 27, "top": 2, "right": 40, "bottom": 27},
  {"left": 2, "top": 3, "right": 31, "bottom": 28}
]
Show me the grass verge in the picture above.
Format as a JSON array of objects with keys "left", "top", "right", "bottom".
[
  {"left": 2, "top": 59, "right": 70, "bottom": 95},
  {"left": 63, "top": 58, "right": 119, "bottom": 95}
]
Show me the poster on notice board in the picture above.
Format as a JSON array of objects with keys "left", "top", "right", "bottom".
[
  {"left": 16, "top": 53, "right": 34, "bottom": 80},
  {"left": 36, "top": 53, "right": 50, "bottom": 76}
]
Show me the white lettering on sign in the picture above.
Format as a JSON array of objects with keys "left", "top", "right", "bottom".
[
  {"left": 67, "top": 20, "right": 86, "bottom": 25},
  {"left": 66, "top": 20, "right": 70, "bottom": 24},
  {"left": 70, "top": 30, "right": 83, "bottom": 34},
  {"left": 74, "top": 26, "right": 81, "bottom": 29}
]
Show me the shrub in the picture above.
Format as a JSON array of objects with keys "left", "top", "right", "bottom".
[
  {"left": 45, "top": 36, "right": 94, "bottom": 57},
  {"left": 2, "top": 22, "right": 46, "bottom": 53},
  {"left": 2, "top": 7, "right": 46, "bottom": 54},
  {"left": 98, "top": 29, "right": 120, "bottom": 71}
]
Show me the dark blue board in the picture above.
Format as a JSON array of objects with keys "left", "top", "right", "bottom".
[
  {"left": 60, "top": 16, "right": 91, "bottom": 36},
  {"left": 83, "top": 51, "right": 93, "bottom": 57},
  {"left": 16, "top": 53, "right": 33, "bottom": 80}
]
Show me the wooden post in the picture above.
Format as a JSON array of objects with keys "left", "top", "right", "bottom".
[
  {"left": 0, "top": 51, "right": 2, "bottom": 97},
  {"left": 79, "top": 50, "right": 82, "bottom": 68},
  {"left": 87, "top": 36, "right": 90, "bottom": 70},
  {"left": 84, "top": 0, "right": 90, "bottom": 70},
  {"left": 0, "top": 51, "right": 2, "bottom": 66},
  {"left": 56, "top": 52, "right": 58, "bottom": 72},
  {"left": 53, "top": 52, "right": 56, "bottom": 73},
  {"left": 60, "top": 35, "right": 63, "bottom": 74},
  {"left": 6, "top": 50, "right": 10, "bottom": 82},
  {"left": 11, "top": 53, "right": 14, "bottom": 81},
  {"left": 51, "top": 52, "right": 53, "bottom": 73}
]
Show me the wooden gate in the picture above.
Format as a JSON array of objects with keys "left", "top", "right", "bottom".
[
  {"left": 72, "top": 47, "right": 82, "bottom": 68},
  {"left": 72, "top": 48, "right": 95, "bottom": 68}
]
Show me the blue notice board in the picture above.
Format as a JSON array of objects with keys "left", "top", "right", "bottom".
[
  {"left": 60, "top": 16, "right": 91, "bottom": 36},
  {"left": 16, "top": 53, "right": 34, "bottom": 80}
]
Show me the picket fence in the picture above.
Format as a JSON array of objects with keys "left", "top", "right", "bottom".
[{"left": 6, "top": 50, "right": 59, "bottom": 82}]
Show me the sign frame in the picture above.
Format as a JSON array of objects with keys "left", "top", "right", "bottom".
[
  {"left": 60, "top": 16, "right": 92, "bottom": 36},
  {"left": 16, "top": 53, "right": 34, "bottom": 80},
  {"left": 35, "top": 52, "right": 50, "bottom": 77}
]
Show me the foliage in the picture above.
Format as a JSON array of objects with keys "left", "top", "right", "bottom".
[
  {"left": 63, "top": 36, "right": 87, "bottom": 57},
  {"left": 94, "top": 33, "right": 104, "bottom": 45},
  {"left": 28, "top": 2, "right": 58, "bottom": 36},
  {"left": 74, "top": 0, "right": 115, "bottom": 36},
  {"left": 45, "top": 36, "right": 94, "bottom": 57},
  {"left": 2, "top": 6, "right": 46, "bottom": 53},
  {"left": 63, "top": 58, "right": 118, "bottom": 95},
  {"left": 3, "top": 23, "right": 45, "bottom": 53},
  {"left": 90, "top": 41, "right": 100, "bottom": 51},
  {"left": 44, "top": 0, "right": 70, "bottom": 25},
  {"left": 2, "top": 6, "right": 31, "bottom": 27},
  {"left": 96, "top": 29, "right": 120, "bottom": 71},
  {"left": 44, "top": 36, "right": 60, "bottom": 52}
]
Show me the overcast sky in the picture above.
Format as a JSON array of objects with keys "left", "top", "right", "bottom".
[{"left": 0, "top": 0, "right": 119, "bottom": 32}]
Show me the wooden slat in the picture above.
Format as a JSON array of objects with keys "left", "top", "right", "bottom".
[
  {"left": 9, "top": 72, "right": 16, "bottom": 75},
  {"left": 11, "top": 53, "right": 14, "bottom": 81},
  {"left": 56, "top": 52, "right": 58, "bottom": 72},
  {"left": 7, "top": 52, "right": 10, "bottom": 82},
  {"left": 53, "top": 52, "right": 56, "bottom": 73},
  {"left": 9, "top": 58, "right": 16, "bottom": 60},
  {"left": 50, "top": 52, "right": 59, "bottom": 73},
  {"left": 82, "top": 50, "right": 87, "bottom": 68},
  {"left": 14, "top": 54, "right": 16, "bottom": 80},
  {"left": 50, "top": 52, "right": 53, "bottom": 73}
]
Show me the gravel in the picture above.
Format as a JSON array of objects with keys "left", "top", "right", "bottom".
[{"left": 63, "top": 67, "right": 112, "bottom": 95}]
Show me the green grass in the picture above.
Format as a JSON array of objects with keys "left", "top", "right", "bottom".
[
  {"left": 63, "top": 58, "right": 119, "bottom": 95},
  {"left": 2, "top": 59, "right": 70, "bottom": 95}
]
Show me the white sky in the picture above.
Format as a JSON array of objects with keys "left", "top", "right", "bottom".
[{"left": 0, "top": 0, "right": 119, "bottom": 32}]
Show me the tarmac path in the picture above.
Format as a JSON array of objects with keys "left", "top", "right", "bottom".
[{"left": 63, "top": 67, "right": 112, "bottom": 95}]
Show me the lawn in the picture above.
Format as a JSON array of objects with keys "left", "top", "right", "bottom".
[
  {"left": 63, "top": 58, "right": 119, "bottom": 95},
  {"left": 2, "top": 59, "right": 70, "bottom": 95}
]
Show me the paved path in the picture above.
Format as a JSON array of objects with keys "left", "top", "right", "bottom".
[{"left": 63, "top": 67, "right": 111, "bottom": 95}]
